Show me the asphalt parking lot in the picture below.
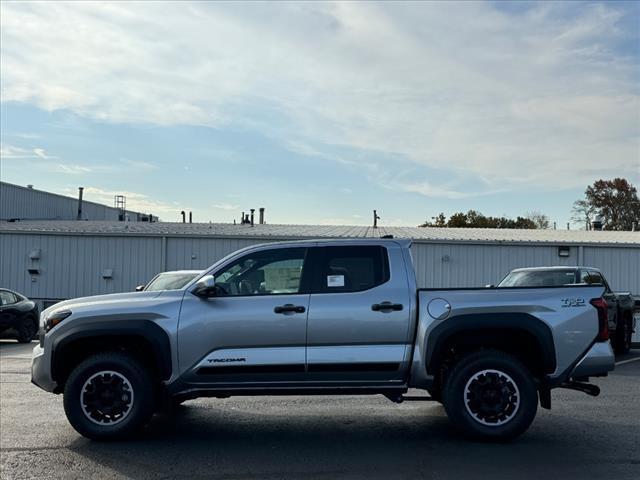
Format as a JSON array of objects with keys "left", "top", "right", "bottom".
[{"left": 1, "top": 340, "right": 639, "bottom": 480}]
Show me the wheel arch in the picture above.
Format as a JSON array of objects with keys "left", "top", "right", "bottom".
[
  {"left": 425, "top": 313, "right": 557, "bottom": 379},
  {"left": 51, "top": 319, "right": 172, "bottom": 389}
]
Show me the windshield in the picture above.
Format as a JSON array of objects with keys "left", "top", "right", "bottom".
[
  {"left": 144, "top": 272, "right": 200, "bottom": 291},
  {"left": 498, "top": 270, "right": 578, "bottom": 287}
]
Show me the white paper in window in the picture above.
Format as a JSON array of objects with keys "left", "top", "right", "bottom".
[{"left": 327, "top": 275, "right": 345, "bottom": 288}]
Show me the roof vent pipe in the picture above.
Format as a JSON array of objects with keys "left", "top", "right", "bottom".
[
  {"left": 373, "top": 210, "right": 380, "bottom": 228},
  {"left": 181, "top": 211, "right": 186, "bottom": 223},
  {"left": 592, "top": 217, "right": 603, "bottom": 231},
  {"left": 250, "top": 209, "right": 255, "bottom": 226},
  {"left": 259, "top": 208, "right": 265, "bottom": 225},
  {"left": 77, "top": 187, "right": 84, "bottom": 220},
  {"left": 189, "top": 211, "right": 192, "bottom": 224}
]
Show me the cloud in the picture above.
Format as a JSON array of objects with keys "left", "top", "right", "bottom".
[
  {"left": 51, "top": 163, "right": 92, "bottom": 175},
  {"left": 0, "top": 144, "right": 57, "bottom": 159},
  {"left": 82, "top": 186, "right": 185, "bottom": 217},
  {"left": 211, "top": 203, "right": 240, "bottom": 211},
  {"left": 1, "top": 1, "right": 638, "bottom": 196},
  {"left": 120, "top": 158, "right": 158, "bottom": 171}
]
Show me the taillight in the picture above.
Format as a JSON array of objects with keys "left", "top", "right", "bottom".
[{"left": 590, "top": 298, "right": 609, "bottom": 341}]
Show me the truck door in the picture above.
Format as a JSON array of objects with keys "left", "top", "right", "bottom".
[
  {"left": 305, "top": 243, "right": 412, "bottom": 383},
  {"left": 177, "top": 246, "right": 311, "bottom": 385}
]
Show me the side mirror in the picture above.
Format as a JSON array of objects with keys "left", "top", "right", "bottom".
[
  {"left": 485, "top": 284, "right": 495, "bottom": 288},
  {"left": 192, "top": 275, "right": 217, "bottom": 298},
  {"left": 135, "top": 285, "right": 145, "bottom": 292}
]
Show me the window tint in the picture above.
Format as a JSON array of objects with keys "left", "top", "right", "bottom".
[
  {"left": 214, "top": 248, "right": 306, "bottom": 296},
  {"left": 313, "top": 246, "right": 389, "bottom": 293},
  {"left": 586, "top": 271, "right": 604, "bottom": 285},
  {"left": 0, "top": 291, "right": 17, "bottom": 306}
]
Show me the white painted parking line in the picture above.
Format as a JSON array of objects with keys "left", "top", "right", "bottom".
[{"left": 615, "top": 356, "right": 640, "bottom": 366}]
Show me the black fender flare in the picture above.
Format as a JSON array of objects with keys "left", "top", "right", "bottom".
[
  {"left": 425, "top": 312, "right": 557, "bottom": 375},
  {"left": 51, "top": 319, "right": 172, "bottom": 382}
]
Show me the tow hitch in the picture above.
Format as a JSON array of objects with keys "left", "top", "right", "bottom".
[{"left": 560, "top": 381, "right": 600, "bottom": 397}]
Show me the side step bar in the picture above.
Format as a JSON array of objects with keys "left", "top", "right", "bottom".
[{"left": 384, "top": 393, "right": 435, "bottom": 403}]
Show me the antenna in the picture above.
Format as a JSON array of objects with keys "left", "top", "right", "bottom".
[{"left": 373, "top": 210, "right": 381, "bottom": 228}]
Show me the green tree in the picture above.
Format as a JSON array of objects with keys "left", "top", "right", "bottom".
[
  {"left": 420, "top": 210, "right": 539, "bottom": 229},
  {"left": 575, "top": 178, "right": 640, "bottom": 231}
]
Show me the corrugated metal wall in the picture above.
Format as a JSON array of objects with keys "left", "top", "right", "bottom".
[
  {"left": 1, "top": 233, "right": 638, "bottom": 305},
  {"left": 0, "top": 182, "right": 154, "bottom": 221},
  {"left": 582, "top": 246, "right": 640, "bottom": 292},
  {"left": 165, "top": 237, "right": 266, "bottom": 270},
  {"left": 0, "top": 183, "right": 121, "bottom": 221},
  {"left": 0, "top": 234, "right": 163, "bottom": 299},
  {"left": 409, "top": 243, "right": 579, "bottom": 288}
]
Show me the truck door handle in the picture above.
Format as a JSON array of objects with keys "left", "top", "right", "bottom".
[
  {"left": 372, "top": 302, "right": 404, "bottom": 312},
  {"left": 274, "top": 304, "right": 306, "bottom": 314}
]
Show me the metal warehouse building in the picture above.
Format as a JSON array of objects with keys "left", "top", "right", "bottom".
[
  {"left": 0, "top": 181, "right": 155, "bottom": 222},
  {"left": 1, "top": 221, "right": 638, "bottom": 309}
]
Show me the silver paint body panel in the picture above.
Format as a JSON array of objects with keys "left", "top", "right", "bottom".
[{"left": 32, "top": 238, "right": 613, "bottom": 396}]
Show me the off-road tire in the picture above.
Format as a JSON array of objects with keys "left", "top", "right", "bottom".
[
  {"left": 442, "top": 350, "right": 538, "bottom": 442},
  {"left": 63, "top": 352, "right": 155, "bottom": 440},
  {"left": 613, "top": 315, "right": 632, "bottom": 355}
]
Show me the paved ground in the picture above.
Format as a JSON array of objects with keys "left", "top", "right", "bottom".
[{"left": 1, "top": 340, "right": 639, "bottom": 480}]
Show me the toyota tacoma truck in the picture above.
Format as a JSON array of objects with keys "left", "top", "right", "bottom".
[
  {"left": 32, "top": 239, "right": 615, "bottom": 441},
  {"left": 498, "top": 266, "right": 636, "bottom": 354}
]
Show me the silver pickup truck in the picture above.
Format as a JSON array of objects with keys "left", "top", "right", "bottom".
[{"left": 32, "top": 239, "right": 615, "bottom": 441}]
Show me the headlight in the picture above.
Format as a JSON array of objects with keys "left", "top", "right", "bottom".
[{"left": 44, "top": 310, "right": 72, "bottom": 332}]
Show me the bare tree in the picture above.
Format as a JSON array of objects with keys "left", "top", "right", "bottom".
[
  {"left": 570, "top": 199, "right": 595, "bottom": 230},
  {"left": 526, "top": 211, "right": 550, "bottom": 229}
]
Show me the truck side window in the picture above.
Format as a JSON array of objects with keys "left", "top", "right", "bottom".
[
  {"left": 213, "top": 248, "right": 307, "bottom": 296},
  {"left": 585, "top": 271, "right": 603, "bottom": 285},
  {"left": 587, "top": 270, "right": 610, "bottom": 292},
  {"left": 313, "top": 246, "right": 390, "bottom": 293}
]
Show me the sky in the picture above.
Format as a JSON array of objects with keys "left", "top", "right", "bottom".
[{"left": 1, "top": 1, "right": 639, "bottom": 226}]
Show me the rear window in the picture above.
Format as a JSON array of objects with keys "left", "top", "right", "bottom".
[
  {"left": 313, "top": 246, "right": 389, "bottom": 293},
  {"left": 498, "top": 270, "right": 577, "bottom": 287}
]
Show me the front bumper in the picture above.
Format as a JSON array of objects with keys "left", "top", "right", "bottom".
[
  {"left": 31, "top": 343, "right": 58, "bottom": 393},
  {"left": 569, "top": 341, "right": 615, "bottom": 379}
]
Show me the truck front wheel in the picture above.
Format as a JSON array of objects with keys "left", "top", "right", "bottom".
[
  {"left": 63, "top": 352, "right": 155, "bottom": 440},
  {"left": 442, "top": 350, "right": 537, "bottom": 442}
]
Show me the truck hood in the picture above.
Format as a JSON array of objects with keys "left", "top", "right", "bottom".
[{"left": 40, "top": 290, "right": 184, "bottom": 327}]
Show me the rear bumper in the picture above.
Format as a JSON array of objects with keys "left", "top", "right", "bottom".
[
  {"left": 569, "top": 341, "right": 615, "bottom": 379},
  {"left": 31, "top": 343, "right": 58, "bottom": 393}
]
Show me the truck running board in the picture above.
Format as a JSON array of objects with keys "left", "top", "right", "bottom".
[
  {"left": 384, "top": 393, "right": 435, "bottom": 403},
  {"left": 560, "top": 381, "right": 600, "bottom": 397}
]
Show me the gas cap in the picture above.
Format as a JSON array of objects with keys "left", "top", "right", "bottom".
[{"left": 427, "top": 298, "right": 451, "bottom": 320}]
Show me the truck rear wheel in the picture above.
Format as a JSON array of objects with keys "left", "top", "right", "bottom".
[
  {"left": 613, "top": 315, "right": 632, "bottom": 355},
  {"left": 442, "top": 350, "right": 537, "bottom": 442},
  {"left": 63, "top": 352, "right": 155, "bottom": 440}
]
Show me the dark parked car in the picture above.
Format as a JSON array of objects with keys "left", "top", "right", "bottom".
[
  {"left": 0, "top": 288, "right": 39, "bottom": 343},
  {"left": 498, "top": 266, "right": 636, "bottom": 354}
]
